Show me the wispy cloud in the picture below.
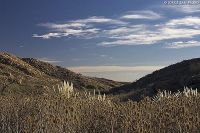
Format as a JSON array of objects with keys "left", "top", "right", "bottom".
[
  {"left": 33, "top": 10, "right": 200, "bottom": 49},
  {"left": 99, "top": 54, "right": 113, "bottom": 59},
  {"left": 33, "top": 28, "right": 100, "bottom": 39},
  {"left": 166, "top": 16, "right": 200, "bottom": 27},
  {"left": 38, "top": 17, "right": 126, "bottom": 30},
  {"left": 163, "top": 5, "right": 200, "bottom": 13},
  {"left": 165, "top": 40, "right": 200, "bottom": 49},
  {"left": 72, "top": 16, "right": 126, "bottom": 25},
  {"left": 33, "top": 10, "right": 162, "bottom": 39},
  {"left": 105, "top": 25, "right": 146, "bottom": 35},
  {"left": 98, "top": 16, "right": 200, "bottom": 47},
  {"left": 38, "top": 57, "right": 63, "bottom": 63},
  {"left": 38, "top": 22, "right": 87, "bottom": 29},
  {"left": 33, "top": 33, "right": 62, "bottom": 39},
  {"left": 33, "top": 16, "right": 126, "bottom": 39},
  {"left": 99, "top": 54, "right": 108, "bottom": 57},
  {"left": 120, "top": 10, "right": 163, "bottom": 20},
  {"left": 68, "top": 65, "right": 164, "bottom": 73}
]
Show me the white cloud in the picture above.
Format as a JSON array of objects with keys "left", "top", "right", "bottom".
[
  {"left": 33, "top": 16, "right": 127, "bottom": 39},
  {"left": 99, "top": 28, "right": 200, "bottom": 47},
  {"left": 33, "top": 33, "right": 62, "bottom": 39},
  {"left": 98, "top": 16, "right": 200, "bottom": 47},
  {"left": 121, "top": 10, "right": 163, "bottom": 20},
  {"left": 38, "top": 16, "right": 126, "bottom": 29},
  {"left": 165, "top": 40, "right": 200, "bottom": 49},
  {"left": 33, "top": 11, "right": 161, "bottom": 39},
  {"left": 67, "top": 65, "right": 164, "bottom": 73},
  {"left": 34, "top": 11, "right": 200, "bottom": 49},
  {"left": 38, "top": 57, "right": 63, "bottom": 63},
  {"left": 38, "top": 22, "right": 87, "bottom": 29},
  {"left": 73, "top": 16, "right": 126, "bottom": 25},
  {"left": 99, "top": 54, "right": 108, "bottom": 57},
  {"left": 164, "top": 5, "right": 200, "bottom": 13},
  {"left": 105, "top": 25, "right": 146, "bottom": 35},
  {"left": 99, "top": 54, "right": 113, "bottom": 59},
  {"left": 166, "top": 16, "right": 200, "bottom": 27},
  {"left": 33, "top": 28, "right": 100, "bottom": 39}
]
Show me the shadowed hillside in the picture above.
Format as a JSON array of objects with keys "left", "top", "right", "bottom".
[
  {"left": 107, "top": 58, "right": 200, "bottom": 101},
  {"left": 0, "top": 52, "right": 125, "bottom": 95}
]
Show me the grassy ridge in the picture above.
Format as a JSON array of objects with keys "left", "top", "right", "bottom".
[
  {"left": 0, "top": 92, "right": 199, "bottom": 132},
  {"left": 0, "top": 52, "right": 125, "bottom": 95},
  {"left": 108, "top": 58, "right": 200, "bottom": 101}
]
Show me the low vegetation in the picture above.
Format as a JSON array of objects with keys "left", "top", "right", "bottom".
[
  {"left": 1, "top": 53, "right": 200, "bottom": 132},
  {"left": 0, "top": 82, "right": 199, "bottom": 133}
]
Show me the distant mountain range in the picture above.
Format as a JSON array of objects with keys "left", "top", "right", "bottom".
[
  {"left": 107, "top": 58, "right": 200, "bottom": 101},
  {"left": 0, "top": 52, "right": 125, "bottom": 95}
]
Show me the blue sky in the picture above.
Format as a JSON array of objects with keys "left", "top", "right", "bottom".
[{"left": 1, "top": 0, "right": 200, "bottom": 81}]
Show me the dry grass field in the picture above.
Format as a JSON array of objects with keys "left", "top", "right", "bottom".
[{"left": 0, "top": 86, "right": 199, "bottom": 133}]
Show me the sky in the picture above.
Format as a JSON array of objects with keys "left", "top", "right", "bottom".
[{"left": 1, "top": 0, "right": 200, "bottom": 82}]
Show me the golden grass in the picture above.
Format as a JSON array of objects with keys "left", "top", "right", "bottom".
[{"left": 0, "top": 90, "right": 199, "bottom": 133}]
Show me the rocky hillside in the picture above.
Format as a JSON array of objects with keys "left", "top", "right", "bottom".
[
  {"left": 107, "top": 58, "right": 200, "bottom": 101},
  {"left": 0, "top": 52, "right": 125, "bottom": 95}
]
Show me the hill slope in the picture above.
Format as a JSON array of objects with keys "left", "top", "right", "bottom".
[
  {"left": 107, "top": 58, "right": 200, "bottom": 101},
  {"left": 22, "top": 58, "right": 124, "bottom": 91},
  {"left": 0, "top": 52, "right": 125, "bottom": 95}
]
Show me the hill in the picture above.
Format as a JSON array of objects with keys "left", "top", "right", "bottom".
[
  {"left": 0, "top": 52, "right": 125, "bottom": 95},
  {"left": 107, "top": 58, "right": 200, "bottom": 101},
  {"left": 22, "top": 58, "right": 124, "bottom": 90}
]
